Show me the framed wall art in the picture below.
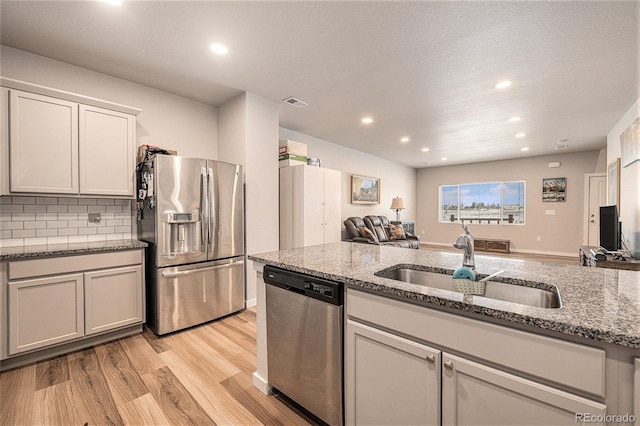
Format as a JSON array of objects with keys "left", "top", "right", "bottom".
[
  {"left": 620, "top": 117, "right": 640, "bottom": 167},
  {"left": 607, "top": 158, "right": 620, "bottom": 207},
  {"left": 542, "top": 177, "right": 566, "bottom": 202},
  {"left": 351, "top": 174, "right": 380, "bottom": 204}
]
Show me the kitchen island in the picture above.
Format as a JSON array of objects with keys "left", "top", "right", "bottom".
[{"left": 250, "top": 242, "right": 640, "bottom": 425}]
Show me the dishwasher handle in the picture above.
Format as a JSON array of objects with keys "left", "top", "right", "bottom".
[{"left": 284, "top": 285, "right": 305, "bottom": 295}]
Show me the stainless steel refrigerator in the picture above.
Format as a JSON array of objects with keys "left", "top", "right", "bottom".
[{"left": 138, "top": 154, "right": 244, "bottom": 335}]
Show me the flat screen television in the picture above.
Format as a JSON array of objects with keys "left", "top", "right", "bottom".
[{"left": 599, "top": 205, "right": 620, "bottom": 251}]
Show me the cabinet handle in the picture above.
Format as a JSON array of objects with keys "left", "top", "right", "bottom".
[
  {"left": 443, "top": 360, "right": 454, "bottom": 371},
  {"left": 426, "top": 354, "right": 436, "bottom": 364}
]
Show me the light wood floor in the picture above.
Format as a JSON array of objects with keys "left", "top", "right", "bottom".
[{"left": 0, "top": 308, "right": 319, "bottom": 426}]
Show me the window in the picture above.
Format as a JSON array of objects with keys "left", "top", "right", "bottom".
[{"left": 439, "top": 181, "right": 525, "bottom": 224}]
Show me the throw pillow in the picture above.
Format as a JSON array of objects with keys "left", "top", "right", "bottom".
[
  {"left": 358, "top": 226, "right": 379, "bottom": 243},
  {"left": 389, "top": 223, "right": 407, "bottom": 240}
]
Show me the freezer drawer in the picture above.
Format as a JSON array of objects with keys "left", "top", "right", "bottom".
[{"left": 150, "top": 257, "right": 244, "bottom": 335}]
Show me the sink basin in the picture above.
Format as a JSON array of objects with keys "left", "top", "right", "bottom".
[{"left": 375, "top": 267, "right": 561, "bottom": 309}]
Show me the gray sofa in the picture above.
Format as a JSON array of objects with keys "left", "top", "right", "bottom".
[{"left": 343, "top": 215, "right": 420, "bottom": 249}]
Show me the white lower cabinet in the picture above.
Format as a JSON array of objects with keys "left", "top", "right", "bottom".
[
  {"left": 346, "top": 288, "right": 612, "bottom": 426},
  {"left": 441, "top": 353, "right": 606, "bottom": 426},
  {"left": 635, "top": 358, "right": 640, "bottom": 425},
  {"left": 84, "top": 265, "right": 143, "bottom": 336},
  {"left": 8, "top": 273, "right": 84, "bottom": 354},
  {"left": 346, "top": 320, "right": 441, "bottom": 426},
  {"left": 5, "top": 250, "right": 144, "bottom": 358}
]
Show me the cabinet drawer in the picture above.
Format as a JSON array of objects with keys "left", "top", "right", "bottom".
[
  {"left": 347, "top": 289, "right": 605, "bottom": 397},
  {"left": 8, "top": 249, "right": 143, "bottom": 280}
]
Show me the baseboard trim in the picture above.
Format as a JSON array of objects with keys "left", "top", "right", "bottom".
[
  {"left": 246, "top": 298, "right": 257, "bottom": 308},
  {"left": 253, "top": 371, "right": 272, "bottom": 395}
]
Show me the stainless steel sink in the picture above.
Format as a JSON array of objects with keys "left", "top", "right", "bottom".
[{"left": 375, "top": 267, "right": 561, "bottom": 309}]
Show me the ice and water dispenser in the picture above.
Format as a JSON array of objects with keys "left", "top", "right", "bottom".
[{"left": 161, "top": 211, "right": 203, "bottom": 257}]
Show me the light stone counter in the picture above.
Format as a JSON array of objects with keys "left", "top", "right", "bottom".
[
  {"left": 249, "top": 241, "right": 640, "bottom": 349},
  {"left": 0, "top": 239, "right": 148, "bottom": 261}
]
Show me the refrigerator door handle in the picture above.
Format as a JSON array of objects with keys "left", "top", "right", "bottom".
[
  {"left": 200, "top": 167, "right": 209, "bottom": 252},
  {"left": 161, "top": 260, "right": 244, "bottom": 278},
  {"left": 207, "top": 166, "right": 215, "bottom": 254}
]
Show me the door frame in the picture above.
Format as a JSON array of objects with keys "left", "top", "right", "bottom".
[{"left": 583, "top": 172, "right": 606, "bottom": 246}]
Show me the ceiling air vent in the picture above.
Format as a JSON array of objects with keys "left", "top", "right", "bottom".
[{"left": 283, "top": 97, "right": 308, "bottom": 108}]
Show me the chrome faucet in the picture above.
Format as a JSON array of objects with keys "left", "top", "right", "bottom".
[{"left": 453, "top": 223, "right": 475, "bottom": 270}]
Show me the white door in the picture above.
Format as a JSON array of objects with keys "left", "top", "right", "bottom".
[{"left": 585, "top": 174, "right": 607, "bottom": 246}]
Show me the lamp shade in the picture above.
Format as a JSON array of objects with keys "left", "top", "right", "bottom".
[{"left": 390, "top": 197, "right": 405, "bottom": 210}]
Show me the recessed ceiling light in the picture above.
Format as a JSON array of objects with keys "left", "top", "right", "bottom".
[
  {"left": 400, "top": 137, "right": 410, "bottom": 143},
  {"left": 361, "top": 117, "right": 373, "bottom": 124},
  {"left": 495, "top": 80, "right": 512, "bottom": 89},
  {"left": 521, "top": 147, "right": 530, "bottom": 151},
  {"left": 509, "top": 116, "right": 521, "bottom": 123},
  {"left": 441, "top": 157, "right": 448, "bottom": 161},
  {"left": 555, "top": 144, "right": 568, "bottom": 150},
  {"left": 515, "top": 132, "right": 526, "bottom": 138},
  {"left": 421, "top": 147, "right": 430, "bottom": 152},
  {"left": 103, "top": 0, "right": 123, "bottom": 5},
  {"left": 210, "top": 43, "right": 229, "bottom": 55}
]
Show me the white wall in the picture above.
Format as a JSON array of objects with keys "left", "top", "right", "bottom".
[
  {"left": 607, "top": 97, "right": 640, "bottom": 258},
  {"left": 0, "top": 46, "right": 218, "bottom": 159},
  {"left": 219, "top": 93, "right": 279, "bottom": 307},
  {"left": 279, "top": 128, "right": 417, "bottom": 225},
  {"left": 416, "top": 151, "right": 602, "bottom": 257}
]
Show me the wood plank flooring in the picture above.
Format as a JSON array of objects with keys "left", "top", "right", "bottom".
[{"left": 0, "top": 308, "right": 319, "bottom": 426}]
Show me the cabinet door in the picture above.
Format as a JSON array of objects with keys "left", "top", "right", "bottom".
[
  {"left": 301, "top": 165, "right": 325, "bottom": 246},
  {"left": 441, "top": 353, "right": 607, "bottom": 426},
  {"left": 84, "top": 265, "right": 143, "bottom": 335},
  {"left": 8, "top": 274, "right": 84, "bottom": 355},
  {"left": 1, "top": 87, "right": 8, "bottom": 195},
  {"left": 9, "top": 90, "right": 79, "bottom": 194},
  {"left": 635, "top": 358, "right": 639, "bottom": 424},
  {"left": 322, "top": 168, "right": 342, "bottom": 244},
  {"left": 79, "top": 105, "right": 135, "bottom": 197},
  {"left": 346, "top": 320, "right": 440, "bottom": 426}
]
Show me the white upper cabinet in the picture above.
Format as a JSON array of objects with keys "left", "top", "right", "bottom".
[
  {"left": 2, "top": 79, "right": 140, "bottom": 198},
  {"left": 79, "top": 105, "right": 134, "bottom": 196},
  {"left": 9, "top": 90, "right": 79, "bottom": 194},
  {"left": 1, "top": 88, "right": 9, "bottom": 195}
]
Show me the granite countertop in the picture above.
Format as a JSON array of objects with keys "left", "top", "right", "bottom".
[
  {"left": 249, "top": 242, "right": 640, "bottom": 349},
  {"left": 0, "top": 239, "right": 148, "bottom": 261}
]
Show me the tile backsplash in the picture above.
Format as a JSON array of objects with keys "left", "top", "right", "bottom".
[{"left": 0, "top": 196, "right": 133, "bottom": 247}]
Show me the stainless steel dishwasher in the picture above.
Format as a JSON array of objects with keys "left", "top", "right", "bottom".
[{"left": 264, "top": 265, "right": 343, "bottom": 426}]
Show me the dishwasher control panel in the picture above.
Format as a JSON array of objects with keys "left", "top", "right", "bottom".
[
  {"left": 305, "top": 281, "right": 335, "bottom": 298},
  {"left": 264, "top": 265, "right": 343, "bottom": 305}
]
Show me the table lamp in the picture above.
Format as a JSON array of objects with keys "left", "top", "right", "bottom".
[{"left": 390, "top": 197, "right": 405, "bottom": 222}]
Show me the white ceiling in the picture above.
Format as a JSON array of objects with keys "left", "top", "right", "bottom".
[{"left": 1, "top": 1, "right": 638, "bottom": 168}]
